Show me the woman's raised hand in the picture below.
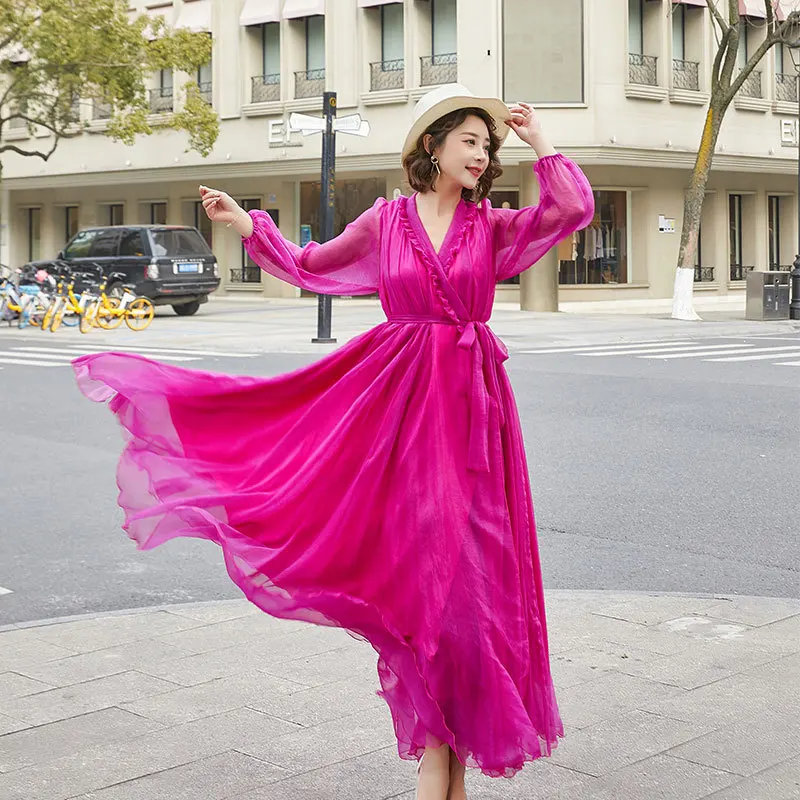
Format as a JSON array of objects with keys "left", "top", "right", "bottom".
[
  {"left": 199, "top": 186, "right": 253, "bottom": 237},
  {"left": 506, "top": 102, "right": 556, "bottom": 157}
]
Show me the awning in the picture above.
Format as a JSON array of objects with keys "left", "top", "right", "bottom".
[
  {"left": 282, "top": 0, "right": 325, "bottom": 19},
  {"left": 739, "top": 0, "right": 767, "bottom": 17},
  {"left": 358, "top": 0, "right": 403, "bottom": 7},
  {"left": 175, "top": 0, "right": 212, "bottom": 32},
  {"left": 240, "top": 0, "right": 281, "bottom": 26}
]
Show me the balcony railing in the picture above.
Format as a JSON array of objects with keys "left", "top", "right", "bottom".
[
  {"left": 149, "top": 87, "right": 173, "bottom": 114},
  {"left": 738, "top": 70, "right": 762, "bottom": 99},
  {"left": 93, "top": 98, "right": 112, "bottom": 120},
  {"left": 421, "top": 53, "right": 457, "bottom": 86},
  {"left": 629, "top": 53, "right": 658, "bottom": 86},
  {"left": 251, "top": 73, "right": 280, "bottom": 103},
  {"left": 730, "top": 264, "right": 755, "bottom": 281},
  {"left": 694, "top": 266, "right": 715, "bottom": 283},
  {"left": 370, "top": 59, "right": 404, "bottom": 91},
  {"left": 776, "top": 72, "right": 799, "bottom": 103},
  {"left": 230, "top": 267, "right": 262, "bottom": 284},
  {"left": 295, "top": 68, "right": 325, "bottom": 99},
  {"left": 772, "top": 264, "right": 794, "bottom": 271},
  {"left": 673, "top": 59, "right": 699, "bottom": 91},
  {"left": 197, "top": 80, "right": 212, "bottom": 105}
]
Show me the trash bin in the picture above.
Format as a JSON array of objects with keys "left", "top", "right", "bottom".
[{"left": 745, "top": 271, "right": 790, "bottom": 321}]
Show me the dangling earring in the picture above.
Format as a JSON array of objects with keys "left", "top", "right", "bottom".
[{"left": 430, "top": 155, "right": 440, "bottom": 175}]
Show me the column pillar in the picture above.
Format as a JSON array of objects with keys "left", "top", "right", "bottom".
[{"left": 518, "top": 160, "right": 559, "bottom": 312}]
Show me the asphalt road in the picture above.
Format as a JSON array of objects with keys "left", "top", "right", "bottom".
[{"left": 1, "top": 319, "right": 798, "bottom": 625}]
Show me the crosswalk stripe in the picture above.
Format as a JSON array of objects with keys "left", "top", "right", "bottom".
[
  {"left": 7, "top": 347, "right": 202, "bottom": 363},
  {"left": 0, "top": 586, "right": 13, "bottom": 596},
  {"left": 75, "top": 344, "right": 256, "bottom": 358},
  {"left": 586, "top": 344, "right": 752, "bottom": 358},
  {"left": 642, "top": 345, "right": 800, "bottom": 361},
  {"left": 0, "top": 357, "right": 67, "bottom": 367},
  {"left": 704, "top": 348, "right": 800, "bottom": 362},
  {"left": 776, "top": 361, "right": 800, "bottom": 366},
  {"left": 522, "top": 340, "right": 694, "bottom": 354}
]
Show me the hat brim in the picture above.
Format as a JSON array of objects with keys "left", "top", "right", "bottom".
[{"left": 401, "top": 95, "right": 512, "bottom": 161}]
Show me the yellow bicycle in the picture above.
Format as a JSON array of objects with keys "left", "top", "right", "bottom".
[{"left": 82, "top": 274, "right": 154, "bottom": 332}]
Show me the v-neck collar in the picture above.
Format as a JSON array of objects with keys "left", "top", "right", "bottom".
[{"left": 408, "top": 193, "right": 469, "bottom": 268}]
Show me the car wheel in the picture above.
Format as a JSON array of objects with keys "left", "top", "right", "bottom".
[{"left": 173, "top": 301, "right": 201, "bottom": 316}]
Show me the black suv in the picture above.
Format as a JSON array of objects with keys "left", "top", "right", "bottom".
[{"left": 57, "top": 225, "right": 221, "bottom": 316}]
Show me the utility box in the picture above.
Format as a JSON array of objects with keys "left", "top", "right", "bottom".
[{"left": 745, "top": 271, "right": 790, "bottom": 321}]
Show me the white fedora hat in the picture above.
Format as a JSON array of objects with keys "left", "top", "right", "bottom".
[{"left": 401, "top": 83, "right": 511, "bottom": 160}]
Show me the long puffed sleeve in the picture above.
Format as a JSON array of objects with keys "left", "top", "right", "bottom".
[
  {"left": 242, "top": 197, "right": 386, "bottom": 295},
  {"left": 492, "top": 154, "right": 594, "bottom": 283}
]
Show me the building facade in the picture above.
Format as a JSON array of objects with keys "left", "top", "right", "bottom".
[{"left": 1, "top": 0, "right": 799, "bottom": 305}]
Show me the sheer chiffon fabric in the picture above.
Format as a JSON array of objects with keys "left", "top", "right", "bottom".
[{"left": 72, "top": 154, "right": 594, "bottom": 778}]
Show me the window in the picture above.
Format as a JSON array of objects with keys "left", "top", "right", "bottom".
[
  {"left": 150, "top": 228, "right": 211, "bottom": 257},
  {"left": 151, "top": 68, "right": 174, "bottom": 113},
  {"left": 194, "top": 200, "right": 212, "bottom": 249},
  {"left": 768, "top": 196, "right": 781, "bottom": 269},
  {"left": 64, "top": 206, "right": 79, "bottom": 243},
  {"left": 503, "top": 0, "right": 583, "bottom": 103},
  {"left": 119, "top": 230, "right": 147, "bottom": 257},
  {"left": 262, "top": 22, "right": 280, "bottom": 77},
  {"left": 88, "top": 229, "right": 120, "bottom": 258},
  {"left": 28, "top": 208, "right": 41, "bottom": 261},
  {"left": 629, "top": 0, "right": 643, "bottom": 55},
  {"left": 729, "top": 194, "right": 744, "bottom": 280},
  {"left": 197, "top": 47, "right": 212, "bottom": 104},
  {"left": 108, "top": 204, "right": 124, "bottom": 226},
  {"left": 672, "top": 4, "right": 685, "bottom": 61},
  {"left": 235, "top": 199, "right": 264, "bottom": 283},
  {"left": 150, "top": 202, "right": 167, "bottom": 225},
  {"left": 382, "top": 4, "right": 404, "bottom": 64},
  {"left": 558, "top": 191, "right": 628, "bottom": 285},
  {"left": 306, "top": 16, "right": 325, "bottom": 72}
]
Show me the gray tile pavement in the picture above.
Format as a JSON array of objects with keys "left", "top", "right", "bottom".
[{"left": 0, "top": 590, "right": 798, "bottom": 799}]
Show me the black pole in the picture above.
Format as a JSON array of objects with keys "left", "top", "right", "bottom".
[
  {"left": 792, "top": 75, "right": 800, "bottom": 320},
  {"left": 312, "top": 91, "right": 337, "bottom": 343}
]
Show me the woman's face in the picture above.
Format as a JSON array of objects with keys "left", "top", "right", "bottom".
[{"left": 428, "top": 114, "right": 491, "bottom": 193}]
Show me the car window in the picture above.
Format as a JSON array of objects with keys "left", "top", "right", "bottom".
[
  {"left": 63, "top": 230, "right": 100, "bottom": 259},
  {"left": 119, "top": 230, "right": 147, "bottom": 257},
  {"left": 149, "top": 228, "right": 212, "bottom": 257},
  {"left": 88, "top": 229, "right": 120, "bottom": 258}
]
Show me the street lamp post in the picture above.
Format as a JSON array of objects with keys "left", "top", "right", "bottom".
[
  {"left": 289, "top": 99, "right": 371, "bottom": 343},
  {"left": 789, "top": 43, "right": 800, "bottom": 319}
]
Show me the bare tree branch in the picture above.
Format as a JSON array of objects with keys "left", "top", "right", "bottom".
[
  {"left": 0, "top": 140, "right": 59, "bottom": 160},
  {"left": 706, "top": 0, "right": 730, "bottom": 34}
]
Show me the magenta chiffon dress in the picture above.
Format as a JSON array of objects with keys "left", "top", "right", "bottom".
[{"left": 72, "top": 153, "right": 594, "bottom": 778}]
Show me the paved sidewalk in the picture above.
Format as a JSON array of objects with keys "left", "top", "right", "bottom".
[{"left": 1, "top": 591, "right": 798, "bottom": 799}]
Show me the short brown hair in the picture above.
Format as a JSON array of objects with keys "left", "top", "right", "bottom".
[{"left": 402, "top": 107, "right": 503, "bottom": 203}]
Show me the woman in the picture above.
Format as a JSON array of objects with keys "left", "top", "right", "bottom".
[{"left": 73, "top": 84, "right": 593, "bottom": 800}]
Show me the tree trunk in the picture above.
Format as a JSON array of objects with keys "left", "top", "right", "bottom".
[{"left": 672, "top": 103, "right": 724, "bottom": 321}]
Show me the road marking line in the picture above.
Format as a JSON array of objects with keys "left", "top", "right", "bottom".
[
  {"left": 522, "top": 340, "right": 696, "bottom": 354},
  {"left": 0, "top": 586, "right": 13, "bottom": 596},
  {"left": 7, "top": 348, "right": 202, "bottom": 363},
  {"left": 704, "top": 348, "right": 800, "bottom": 362},
  {"left": 586, "top": 344, "right": 752, "bottom": 357},
  {"left": 0, "top": 357, "right": 67, "bottom": 367},
  {"left": 776, "top": 361, "right": 800, "bottom": 366},
  {"left": 75, "top": 344, "right": 257, "bottom": 358},
  {"left": 643, "top": 345, "right": 800, "bottom": 361}
]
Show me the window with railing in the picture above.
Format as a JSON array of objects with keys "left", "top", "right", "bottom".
[
  {"left": 196, "top": 60, "right": 212, "bottom": 104},
  {"left": 693, "top": 224, "right": 713, "bottom": 283},
  {"left": 776, "top": 72, "right": 798, "bottom": 102},
  {"left": 150, "top": 68, "right": 174, "bottom": 113},
  {"left": 728, "top": 193, "right": 754, "bottom": 281},
  {"left": 629, "top": 53, "right": 658, "bottom": 86},
  {"left": 295, "top": 15, "right": 325, "bottom": 99},
  {"left": 372, "top": 3, "right": 404, "bottom": 91},
  {"left": 253, "top": 22, "right": 280, "bottom": 102},
  {"left": 422, "top": 0, "right": 456, "bottom": 86},
  {"left": 738, "top": 69, "right": 762, "bottom": 98},
  {"left": 673, "top": 58, "right": 699, "bottom": 90},
  {"left": 231, "top": 200, "right": 270, "bottom": 284}
]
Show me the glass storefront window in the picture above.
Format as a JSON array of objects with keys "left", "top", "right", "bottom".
[
  {"left": 558, "top": 190, "right": 628, "bottom": 285},
  {"left": 490, "top": 189, "right": 521, "bottom": 285}
]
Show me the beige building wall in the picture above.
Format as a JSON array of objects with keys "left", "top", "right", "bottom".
[{"left": 1, "top": 0, "right": 798, "bottom": 306}]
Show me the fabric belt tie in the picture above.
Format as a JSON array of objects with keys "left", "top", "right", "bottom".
[{"left": 387, "top": 316, "right": 509, "bottom": 472}]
